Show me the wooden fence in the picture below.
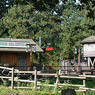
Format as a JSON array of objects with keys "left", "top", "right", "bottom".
[
  {"left": 0, "top": 66, "right": 95, "bottom": 94},
  {"left": 0, "top": 66, "right": 16, "bottom": 89}
]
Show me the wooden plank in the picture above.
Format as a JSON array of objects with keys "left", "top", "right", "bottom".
[
  {"left": 10, "top": 71, "right": 55, "bottom": 75},
  {"left": 11, "top": 67, "right": 14, "bottom": 90},
  {"left": 79, "top": 75, "right": 95, "bottom": 78},
  {"left": 34, "top": 69, "right": 37, "bottom": 90},
  {"left": 38, "top": 84, "right": 55, "bottom": 87},
  {"left": 75, "top": 90, "right": 86, "bottom": 92},
  {"left": 80, "top": 87, "right": 95, "bottom": 91},
  {"left": 9, "top": 71, "right": 34, "bottom": 74},
  {"left": 0, "top": 76, "right": 11, "bottom": 79},
  {"left": 8, "top": 87, "right": 40, "bottom": 89},
  {"left": 57, "top": 75, "right": 86, "bottom": 79},
  {"left": 37, "top": 73, "right": 56, "bottom": 76},
  {"left": 58, "top": 84, "right": 85, "bottom": 87},
  {"left": 0, "top": 66, "right": 12, "bottom": 70},
  {"left": 9, "top": 87, "right": 32, "bottom": 89},
  {"left": 9, "top": 79, "right": 40, "bottom": 84}
]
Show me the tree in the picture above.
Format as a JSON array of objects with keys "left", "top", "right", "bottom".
[
  {"left": 0, "top": 0, "right": 14, "bottom": 18},
  {"left": 14, "top": 0, "right": 59, "bottom": 11},
  {"left": 0, "top": 0, "right": 59, "bottom": 19},
  {"left": 0, "top": 0, "right": 95, "bottom": 65},
  {"left": 0, "top": 3, "right": 61, "bottom": 65},
  {"left": 0, "top": 0, "right": 7, "bottom": 18},
  {"left": 54, "top": 0, "right": 95, "bottom": 59},
  {"left": 0, "top": 4, "right": 34, "bottom": 38}
]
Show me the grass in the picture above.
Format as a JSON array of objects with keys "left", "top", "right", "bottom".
[
  {"left": 0, "top": 77, "right": 95, "bottom": 95},
  {"left": 56, "top": 78, "right": 95, "bottom": 88},
  {"left": 0, "top": 85, "right": 95, "bottom": 95},
  {"left": 0, "top": 85, "right": 60, "bottom": 95},
  {"left": 38, "top": 77, "right": 95, "bottom": 88}
]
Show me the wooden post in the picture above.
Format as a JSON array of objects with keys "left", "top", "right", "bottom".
[
  {"left": 83, "top": 73, "right": 85, "bottom": 87},
  {"left": 83, "top": 91, "right": 86, "bottom": 95},
  {"left": 54, "top": 70, "right": 60, "bottom": 93},
  {"left": 39, "top": 53, "right": 42, "bottom": 70},
  {"left": 34, "top": 69, "right": 37, "bottom": 90},
  {"left": 11, "top": 67, "right": 14, "bottom": 90},
  {"left": 78, "top": 46, "right": 81, "bottom": 72},
  {"left": 30, "top": 45, "right": 33, "bottom": 70}
]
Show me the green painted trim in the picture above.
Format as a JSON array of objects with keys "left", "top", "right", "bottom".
[
  {"left": 0, "top": 40, "right": 30, "bottom": 43},
  {"left": 0, "top": 47, "right": 30, "bottom": 49},
  {"left": 0, "top": 41, "right": 30, "bottom": 48}
]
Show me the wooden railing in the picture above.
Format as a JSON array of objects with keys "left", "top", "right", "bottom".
[
  {"left": 9, "top": 69, "right": 86, "bottom": 92},
  {"left": 0, "top": 66, "right": 95, "bottom": 94}
]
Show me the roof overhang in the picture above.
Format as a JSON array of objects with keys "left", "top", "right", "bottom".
[
  {"left": 81, "top": 35, "right": 95, "bottom": 44},
  {"left": 0, "top": 38, "right": 43, "bottom": 53}
]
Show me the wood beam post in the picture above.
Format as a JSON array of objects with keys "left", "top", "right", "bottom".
[
  {"left": 83, "top": 73, "right": 85, "bottom": 87},
  {"left": 54, "top": 70, "right": 61, "bottom": 93},
  {"left": 78, "top": 46, "right": 81, "bottom": 72},
  {"left": 11, "top": 67, "right": 14, "bottom": 90},
  {"left": 30, "top": 45, "right": 33, "bottom": 70},
  {"left": 34, "top": 69, "right": 37, "bottom": 90},
  {"left": 39, "top": 53, "right": 42, "bottom": 70}
]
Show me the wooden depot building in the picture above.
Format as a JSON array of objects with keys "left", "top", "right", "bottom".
[
  {"left": 0, "top": 38, "right": 43, "bottom": 71},
  {"left": 81, "top": 35, "right": 95, "bottom": 67}
]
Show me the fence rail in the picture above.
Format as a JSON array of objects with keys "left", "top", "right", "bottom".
[
  {"left": 8, "top": 65, "right": 95, "bottom": 75},
  {"left": 0, "top": 66, "right": 12, "bottom": 70},
  {"left": 0, "top": 66, "right": 95, "bottom": 94}
]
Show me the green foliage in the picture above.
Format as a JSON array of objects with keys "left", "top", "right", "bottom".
[
  {"left": 86, "top": 90, "right": 95, "bottom": 95},
  {"left": 0, "top": 0, "right": 9, "bottom": 18},
  {"left": 14, "top": 0, "right": 59, "bottom": 11},
  {"left": 0, "top": 0, "right": 95, "bottom": 65},
  {"left": 3, "top": 80, "right": 8, "bottom": 86},
  {"left": 54, "top": 0, "right": 95, "bottom": 60},
  {"left": 1, "top": 4, "right": 34, "bottom": 38},
  {"left": 0, "top": 85, "right": 95, "bottom": 95},
  {"left": 40, "top": 80, "right": 54, "bottom": 92}
]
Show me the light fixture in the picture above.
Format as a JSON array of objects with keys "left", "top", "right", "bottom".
[
  {"left": 26, "top": 45, "right": 29, "bottom": 52},
  {"left": 75, "top": 48, "right": 77, "bottom": 54},
  {"left": 33, "top": 46, "right": 36, "bottom": 53}
]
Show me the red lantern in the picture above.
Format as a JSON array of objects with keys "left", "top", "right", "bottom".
[{"left": 46, "top": 48, "right": 53, "bottom": 51}]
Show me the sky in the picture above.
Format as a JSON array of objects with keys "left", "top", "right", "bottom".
[{"left": 59, "top": 0, "right": 81, "bottom": 5}]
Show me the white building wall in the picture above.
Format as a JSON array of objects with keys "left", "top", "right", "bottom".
[{"left": 84, "top": 44, "right": 95, "bottom": 57}]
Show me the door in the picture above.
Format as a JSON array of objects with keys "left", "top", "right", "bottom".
[{"left": 18, "top": 55, "right": 27, "bottom": 71}]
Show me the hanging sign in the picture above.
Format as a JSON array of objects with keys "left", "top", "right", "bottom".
[{"left": 46, "top": 48, "right": 53, "bottom": 51}]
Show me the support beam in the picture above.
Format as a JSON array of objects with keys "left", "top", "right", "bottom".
[
  {"left": 30, "top": 45, "right": 33, "bottom": 70},
  {"left": 39, "top": 53, "right": 42, "bottom": 70},
  {"left": 78, "top": 46, "right": 81, "bottom": 72}
]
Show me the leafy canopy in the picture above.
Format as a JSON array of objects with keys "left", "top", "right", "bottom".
[{"left": 0, "top": 0, "right": 95, "bottom": 65}]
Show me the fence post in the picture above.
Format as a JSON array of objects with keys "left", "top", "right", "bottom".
[
  {"left": 83, "top": 73, "right": 86, "bottom": 87},
  {"left": 34, "top": 69, "right": 37, "bottom": 90},
  {"left": 54, "top": 70, "right": 60, "bottom": 93},
  {"left": 83, "top": 92, "right": 86, "bottom": 95},
  {"left": 11, "top": 67, "right": 14, "bottom": 90}
]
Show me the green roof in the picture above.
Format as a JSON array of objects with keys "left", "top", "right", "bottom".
[{"left": 81, "top": 35, "right": 95, "bottom": 44}]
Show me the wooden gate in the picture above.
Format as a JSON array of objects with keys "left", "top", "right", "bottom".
[{"left": 18, "top": 55, "right": 27, "bottom": 71}]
